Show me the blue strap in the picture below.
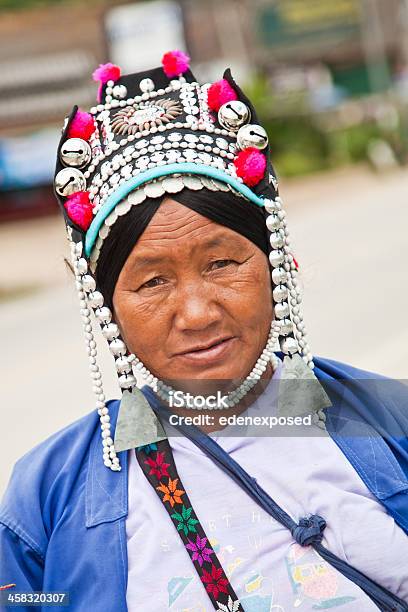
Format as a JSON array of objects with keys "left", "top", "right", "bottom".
[{"left": 143, "top": 386, "right": 408, "bottom": 612}]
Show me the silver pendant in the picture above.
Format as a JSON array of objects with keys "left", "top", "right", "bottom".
[
  {"left": 113, "top": 388, "right": 167, "bottom": 451},
  {"left": 277, "top": 354, "right": 331, "bottom": 428}
]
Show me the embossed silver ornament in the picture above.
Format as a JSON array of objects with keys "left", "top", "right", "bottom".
[
  {"left": 237, "top": 124, "right": 268, "bottom": 150},
  {"left": 60, "top": 138, "right": 92, "bottom": 168},
  {"left": 112, "top": 84, "right": 128, "bottom": 99},
  {"left": 55, "top": 168, "right": 86, "bottom": 197},
  {"left": 218, "top": 100, "right": 251, "bottom": 131},
  {"left": 139, "top": 78, "right": 155, "bottom": 93}
]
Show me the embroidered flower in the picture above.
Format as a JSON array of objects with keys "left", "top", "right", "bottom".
[
  {"left": 201, "top": 564, "right": 229, "bottom": 599},
  {"left": 185, "top": 534, "right": 214, "bottom": 566},
  {"left": 144, "top": 451, "right": 170, "bottom": 479},
  {"left": 170, "top": 505, "right": 199, "bottom": 536},
  {"left": 216, "top": 596, "right": 241, "bottom": 612},
  {"left": 137, "top": 443, "right": 157, "bottom": 454},
  {"left": 157, "top": 477, "right": 185, "bottom": 507}
]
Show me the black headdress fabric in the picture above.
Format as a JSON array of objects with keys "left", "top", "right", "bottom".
[{"left": 96, "top": 187, "right": 269, "bottom": 310}]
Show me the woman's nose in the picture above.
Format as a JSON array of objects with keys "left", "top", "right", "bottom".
[{"left": 173, "top": 280, "right": 222, "bottom": 332}]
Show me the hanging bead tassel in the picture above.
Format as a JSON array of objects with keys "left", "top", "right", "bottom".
[{"left": 70, "top": 241, "right": 121, "bottom": 471}]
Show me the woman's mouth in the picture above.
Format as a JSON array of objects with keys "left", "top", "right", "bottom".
[{"left": 173, "top": 337, "right": 237, "bottom": 366}]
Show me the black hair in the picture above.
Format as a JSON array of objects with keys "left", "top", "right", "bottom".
[{"left": 95, "top": 187, "right": 269, "bottom": 310}]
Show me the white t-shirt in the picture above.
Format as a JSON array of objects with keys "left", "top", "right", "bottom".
[{"left": 126, "top": 368, "right": 408, "bottom": 611}]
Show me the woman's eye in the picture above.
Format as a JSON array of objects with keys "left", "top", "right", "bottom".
[
  {"left": 140, "top": 277, "right": 165, "bottom": 289},
  {"left": 209, "top": 259, "right": 236, "bottom": 271}
]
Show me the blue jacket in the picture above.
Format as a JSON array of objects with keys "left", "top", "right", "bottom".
[{"left": 1, "top": 356, "right": 408, "bottom": 611}]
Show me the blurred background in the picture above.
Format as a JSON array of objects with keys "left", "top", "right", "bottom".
[{"left": 1, "top": 0, "right": 407, "bottom": 494}]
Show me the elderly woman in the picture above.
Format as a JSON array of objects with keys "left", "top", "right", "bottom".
[{"left": 1, "top": 52, "right": 408, "bottom": 612}]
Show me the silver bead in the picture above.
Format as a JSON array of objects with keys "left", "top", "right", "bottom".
[
  {"left": 76, "top": 258, "right": 88, "bottom": 275},
  {"left": 280, "top": 336, "right": 298, "bottom": 355},
  {"left": 101, "top": 323, "right": 120, "bottom": 341},
  {"left": 217, "top": 100, "right": 250, "bottom": 131},
  {"left": 118, "top": 374, "right": 137, "bottom": 389},
  {"left": 109, "top": 339, "right": 127, "bottom": 356},
  {"left": 87, "top": 291, "right": 104, "bottom": 308},
  {"left": 269, "top": 249, "right": 285, "bottom": 268},
  {"left": 60, "top": 138, "right": 92, "bottom": 168},
  {"left": 266, "top": 214, "right": 281, "bottom": 231},
  {"left": 112, "top": 84, "right": 128, "bottom": 99},
  {"left": 82, "top": 275, "right": 96, "bottom": 293},
  {"left": 139, "top": 78, "right": 155, "bottom": 93},
  {"left": 55, "top": 168, "right": 86, "bottom": 197},
  {"left": 278, "top": 318, "right": 293, "bottom": 336},
  {"left": 115, "top": 356, "right": 131, "bottom": 374},
  {"left": 95, "top": 307, "right": 112, "bottom": 324},
  {"left": 269, "top": 231, "right": 285, "bottom": 249},
  {"left": 273, "top": 285, "right": 288, "bottom": 302},
  {"left": 237, "top": 124, "right": 268, "bottom": 150},
  {"left": 275, "top": 301, "right": 290, "bottom": 319},
  {"left": 272, "top": 267, "right": 288, "bottom": 285}
]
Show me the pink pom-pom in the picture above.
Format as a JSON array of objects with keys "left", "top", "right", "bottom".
[
  {"left": 161, "top": 50, "right": 190, "bottom": 78},
  {"left": 92, "top": 62, "right": 121, "bottom": 102},
  {"left": 64, "top": 191, "right": 94, "bottom": 231},
  {"left": 67, "top": 109, "right": 95, "bottom": 141},
  {"left": 207, "top": 79, "right": 238, "bottom": 112},
  {"left": 233, "top": 148, "right": 267, "bottom": 187}
]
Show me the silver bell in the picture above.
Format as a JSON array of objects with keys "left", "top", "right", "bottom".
[
  {"left": 112, "top": 84, "right": 128, "bottom": 99},
  {"left": 55, "top": 167, "right": 86, "bottom": 197},
  {"left": 139, "top": 78, "right": 155, "bottom": 93},
  {"left": 218, "top": 100, "right": 250, "bottom": 131},
  {"left": 237, "top": 124, "right": 268, "bottom": 150},
  {"left": 60, "top": 138, "right": 91, "bottom": 168}
]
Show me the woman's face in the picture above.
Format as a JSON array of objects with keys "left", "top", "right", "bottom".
[{"left": 113, "top": 198, "right": 274, "bottom": 388}]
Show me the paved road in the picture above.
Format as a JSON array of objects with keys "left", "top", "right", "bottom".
[{"left": 1, "top": 165, "right": 407, "bottom": 495}]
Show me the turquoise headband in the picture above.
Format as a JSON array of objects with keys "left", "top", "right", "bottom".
[{"left": 85, "top": 163, "right": 266, "bottom": 257}]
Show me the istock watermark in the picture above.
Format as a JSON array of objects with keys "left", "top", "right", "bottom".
[{"left": 168, "top": 390, "right": 229, "bottom": 409}]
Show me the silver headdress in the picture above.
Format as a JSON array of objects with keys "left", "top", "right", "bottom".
[{"left": 54, "top": 51, "right": 328, "bottom": 471}]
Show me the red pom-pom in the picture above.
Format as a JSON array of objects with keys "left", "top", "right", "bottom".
[
  {"left": 64, "top": 191, "right": 94, "bottom": 231},
  {"left": 67, "top": 109, "right": 95, "bottom": 141},
  {"left": 92, "top": 63, "right": 121, "bottom": 102},
  {"left": 207, "top": 79, "right": 238, "bottom": 112},
  {"left": 161, "top": 50, "right": 190, "bottom": 78},
  {"left": 233, "top": 147, "right": 266, "bottom": 187}
]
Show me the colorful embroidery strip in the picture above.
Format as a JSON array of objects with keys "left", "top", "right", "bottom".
[{"left": 135, "top": 440, "right": 243, "bottom": 612}]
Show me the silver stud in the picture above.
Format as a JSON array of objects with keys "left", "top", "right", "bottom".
[
  {"left": 275, "top": 302, "right": 290, "bottom": 319},
  {"left": 272, "top": 267, "right": 288, "bottom": 285},
  {"left": 278, "top": 318, "right": 293, "bottom": 336},
  {"left": 269, "top": 249, "right": 285, "bottom": 268},
  {"left": 218, "top": 100, "right": 251, "bottom": 131},
  {"left": 280, "top": 336, "right": 298, "bottom": 355},
  {"left": 115, "top": 356, "right": 131, "bottom": 374},
  {"left": 82, "top": 275, "right": 96, "bottom": 293},
  {"left": 101, "top": 323, "right": 120, "bottom": 341},
  {"left": 237, "top": 124, "right": 268, "bottom": 150},
  {"left": 266, "top": 214, "right": 281, "bottom": 231},
  {"left": 112, "top": 84, "right": 128, "bottom": 99},
  {"left": 60, "top": 138, "right": 92, "bottom": 168},
  {"left": 118, "top": 374, "right": 137, "bottom": 389},
  {"left": 87, "top": 291, "right": 104, "bottom": 308},
  {"left": 95, "top": 307, "right": 112, "bottom": 324},
  {"left": 139, "top": 78, "right": 155, "bottom": 93},
  {"left": 109, "top": 339, "right": 127, "bottom": 356},
  {"left": 269, "top": 231, "right": 285, "bottom": 250},
  {"left": 55, "top": 168, "right": 86, "bottom": 197},
  {"left": 273, "top": 285, "right": 288, "bottom": 303}
]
